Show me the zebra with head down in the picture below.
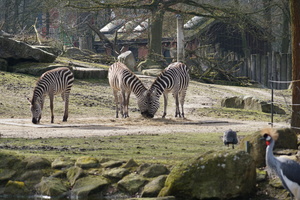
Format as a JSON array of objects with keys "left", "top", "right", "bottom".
[
  {"left": 145, "top": 62, "right": 190, "bottom": 118},
  {"left": 108, "top": 62, "right": 150, "bottom": 118},
  {"left": 27, "top": 67, "right": 74, "bottom": 124}
]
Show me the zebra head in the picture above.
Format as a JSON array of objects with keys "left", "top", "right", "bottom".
[
  {"left": 137, "top": 94, "right": 149, "bottom": 118},
  {"left": 144, "top": 89, "right": 160, "bottom": 118},
  {"left": 27, "top": 97, "right": 42, "bottom": 124}
]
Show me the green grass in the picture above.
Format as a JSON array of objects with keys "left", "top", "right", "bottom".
[
  {"left": 0, "top": 131, "right": 251, "bottom": 165},
  {"left": 196, "top": 107, "right": 289, "bottom": 123}
]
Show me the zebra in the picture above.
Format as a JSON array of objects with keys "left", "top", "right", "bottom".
[
  {"left": 146, "top": 62, "right": 189, "bottom": 118},
  {"left": 108, "top": 62, "right": 150, "bottom": 118},
  {"left": 27, "top": 67, "right": 74, "bottom": 124}
]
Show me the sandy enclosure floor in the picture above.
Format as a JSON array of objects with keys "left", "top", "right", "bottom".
[{"left": 0, "top": 114, "right": 289, "bottom": 138}]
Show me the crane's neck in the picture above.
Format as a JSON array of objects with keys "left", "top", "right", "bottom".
[{"left": 266, "top": 139, "right": 280, "bottom": 171}]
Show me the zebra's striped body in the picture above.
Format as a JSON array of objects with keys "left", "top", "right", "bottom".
[
  {"left": 28, "top": 67, "right": 74, "bottom": 124},
  {"left": 108, "top": 62, "right": 149, "bottom": 118},
  {"left": 146, "top": 62, "right": 189, "bottom": 118}
]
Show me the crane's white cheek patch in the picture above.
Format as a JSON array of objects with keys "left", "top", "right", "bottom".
[{"left": 280, "top": 170, "right": 300, "bottom": 199}]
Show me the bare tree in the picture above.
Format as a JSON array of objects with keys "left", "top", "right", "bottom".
[{"left": 290, "top": 0, "right": 300, "bottom": 131}]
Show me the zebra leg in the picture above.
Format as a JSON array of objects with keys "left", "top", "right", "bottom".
[
  {"left": 162, "top": 92, "right": 168, "bottom": 118},
  {"left": 179, "top": 90, "right": 187, "bottom": 118},
  {"left": 49, "top": 94, "right": 54, "bottom": 123},
  {"left": 120, "top": 91, "right": 126, "bottom": 118},
  {"left": 124, "top": 92, "right": 130, "bottom": 118},
  {"left": 113, "top": 90, "right": 119, "bottom": 118},
  {"left": 63, "top": 93, "right": 69, "bottom": 122},
  {"left": 174, "top": 93, "right": 181, "bottom": 118}
]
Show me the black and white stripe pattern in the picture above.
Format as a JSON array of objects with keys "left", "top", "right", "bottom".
[
  {"left": 146, "top": 62, "right": 189, "bottom": 118},
  {"left": 28, "top": 67, "right": 74, "bottom": 124},
  {"left": 108, "top": 62, "right": 149, "bottom": 118}
]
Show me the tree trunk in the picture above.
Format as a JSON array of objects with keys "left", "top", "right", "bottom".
[
  {"left": 177, "top": 14, "right": 185, "bottom": 62},
  {"left": 138, "top": 8, "right": 164, "bottom": 71},
  {"left": 290, "top": 0, "right": 300, "bottom": 132},
  {"left": 281, "top": 0, "right": 290, "bottom": 53},
  {"left": 263, "top": 0, "right": 272, "bottom": 53},
  {"left": 148, "top": 8, "right": 164, "bottom": 61}
]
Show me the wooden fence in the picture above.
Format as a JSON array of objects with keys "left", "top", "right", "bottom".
[{"left": 236, "top": 52, "right": 292, "bottom": 89}]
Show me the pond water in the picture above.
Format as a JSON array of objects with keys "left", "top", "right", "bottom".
[{"left": 0, "top": 194, "right": 127, "bottom": 200}]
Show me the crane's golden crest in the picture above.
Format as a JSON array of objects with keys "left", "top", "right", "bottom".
[{"left": 260, "top": 128, "right": 279, "bottom": 141}]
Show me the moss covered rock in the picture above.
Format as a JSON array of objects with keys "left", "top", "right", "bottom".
[
  {"left": 71, "top": 176, "right": 109, "bottom": 198},
  {"left": 239, "top": 128, "right": 297, "bottom": 168},
  {"left": 75, "top": 156, "right": 99, "bottom": 169},
  {"left": 23, "top": 156, "right": 51, "bottom": 170},
  {"left": 138, "top": 164, "right": 169, "bottom": 178},
  {"left": 0, "top": 169, "right": 16, "bottom": 184},
  {"left": 4, "top": 180, "right": 29, "bottom": 195},
  {"left": 117, "top": 173, "right": 148, "bottom": 195},
  {"left": 67, "top": 166, "right": 84, "bottom": 186},
  {"left": 159, "top": 150, "right": 256, "bottom": 200},
  {"left": 103, "top": 168, "right": 130, "bottom": 182},
  {"left": 239, "top": 131, "right": 266, "bottom": 168},
  {"left": 51, "top": 156, "right": 75, "bottom": 169},
  {"left": 142, "top": 175, "right": 167, "bottom": 197},
  {"left": 35, "top": 177, "right": 68, "bottom": 198}
]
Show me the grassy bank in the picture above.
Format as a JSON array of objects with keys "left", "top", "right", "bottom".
[{"left": 0, "top": 131, "right": 251, "bottom": 165}]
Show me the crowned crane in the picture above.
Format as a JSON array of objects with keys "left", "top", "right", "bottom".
[
  {"left": 261, "top": 128, "right": 300, "bottom": 200},
  {"left": 223, "top": 129, "right": 238, "bottom": 149}
]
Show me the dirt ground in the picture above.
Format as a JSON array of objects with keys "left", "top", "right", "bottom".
[
  {"left": 0, "top": 74, "right": 291, "bottom": 138},
  {"left": 0, "top": 116, "right": 288, "bottom": 138}
]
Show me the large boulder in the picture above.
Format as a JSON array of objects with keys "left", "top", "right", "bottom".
[
  {"left": 75, "top": 156, "right": 100, "bottom": 169},
  {"left": 117, "top": 173, "right": 148, "bottom": 195},
  {"left": 221, "top": 96, "right": 286, "bottom": 114},
  {"left": 35, "top": 177, "right": 69, "bottom": 198},
  {"left": 0, "top": 58, "right": 8, "bottom": 71},
  {"left": 0, "top": 37, "right": 56, "bottom": 64},
  {"left": 239, "top": 128, "right": 298, "bottom": 168},
  {"left": 142, "top": 175, "right": 167, "bottom": 197},
  {"left": 22, "top": 156, "right": 51, "bottom": 170},
  {"left": 137, "top": 163, "right": 169, "bottom": 178},
  {"left": 118, "top": 51, "right": 136, "bottom": 71},
  {"left": 159, "top": 150, "right": 256, "bottom": 200},
  {"left": 71, "top": 176, "right": 109, "bottom": 199}
]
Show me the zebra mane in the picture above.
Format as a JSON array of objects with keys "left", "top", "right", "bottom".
[{"left": 31, "top": 77, "right": 45, "bottom": 104}]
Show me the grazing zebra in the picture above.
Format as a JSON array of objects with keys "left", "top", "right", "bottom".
[
  {"left": 108, "top": 62, "right": 149, "bottom": 118},
  {"left": 27, "top": 67, "right": 74, "bottom": 124},
  {"left": 146, "top": 62, "right": 189, "bottom": 118}
]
